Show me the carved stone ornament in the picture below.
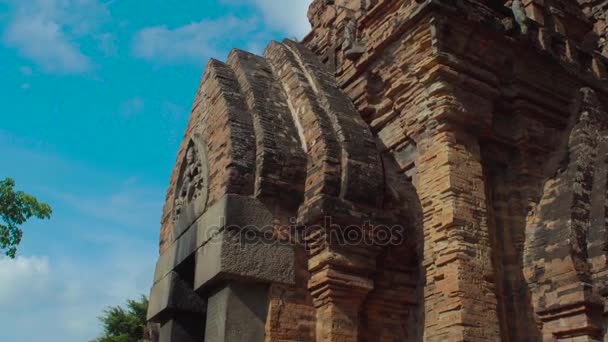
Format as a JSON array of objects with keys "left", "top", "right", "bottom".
[
  {"left": 343, "top": 18, "right": 366, "bottom": 60},
  {"left": 172, "top": 137, "right": 209, "bottom": 232},
  {"left": 511, "top": 0, "right": 529, "bottom": 35}
]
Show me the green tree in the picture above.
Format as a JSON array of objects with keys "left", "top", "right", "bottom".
[
  {"left": 92, "top": 295, "right": 149, "bottom": 342},
  {"left": 0, "top": 177, "right": 52, "bottom": 258}
]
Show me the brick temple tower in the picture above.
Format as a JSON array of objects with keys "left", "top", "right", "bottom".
[{"left": 147, "top": 0, "right": 608, "bottom": 341}]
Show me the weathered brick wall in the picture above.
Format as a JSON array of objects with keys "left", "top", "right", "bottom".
[
  {"left": 304, "top": 0, "right": 608, "bottom": 340},
  {"left": 306, "top": 2, "right": 502, "bottom": 340},
  {"left": 151, "top": 0, "right": 608, "bottom": 341},
  {"left": 523, "top": 87, "right": 608, "bottom": 340}
]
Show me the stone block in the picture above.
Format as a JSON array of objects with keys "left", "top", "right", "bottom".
[
  {"left": 196, "top": 194, "right": 275, "bottom": 247},
  {"left": 194, "top": 228, "right": 295, "bottom": 291},
  {"left": 155, "top": 194, "right": 279, "bottom": 284},
  {"left": 153, "top": 244, "right": 176, "bottom": 284},
  {"left": 147, "top": 271, "right": 206, "bottom": 322},
  {"left": 159, "top": 314, "right": 205, "bottom": 342},
  {"left": 204, "top": 283, "right": 269, "bottom": 342},
  {"left": 193, "top": 194, "right": 295, "bottom": 290}
]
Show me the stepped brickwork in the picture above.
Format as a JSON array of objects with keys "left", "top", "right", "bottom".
[{"left": 148, "top": 1, "right": 608, "bottom": 341}]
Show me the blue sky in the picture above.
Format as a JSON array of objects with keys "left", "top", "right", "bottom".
[{"left": 0, "top": 0, "right": 311, "bottom": 340}]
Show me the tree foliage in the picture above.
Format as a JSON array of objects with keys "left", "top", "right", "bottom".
[
  {"left": 92, "top": 295, "right": 149, "bottom": 342},
  {"left": 0, "top": 177, "right": 52, "bottom": 258}
]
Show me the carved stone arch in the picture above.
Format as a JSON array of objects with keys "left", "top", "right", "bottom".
[
  {"left": 197, "top": 59, "right": 257, "bottom": 204},
  {"left": 172, "top": 132, "right": 209, "bottom": 239},
  {"left": 149, "top": 38, "right": 422, "bottom": 342},
  {"left": 263, "top": 39, "right": 419, "bottom": 342}
]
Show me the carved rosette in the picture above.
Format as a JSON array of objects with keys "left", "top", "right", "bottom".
[{"left": 172, "top": 135, "right": 209, "bottom": 236}]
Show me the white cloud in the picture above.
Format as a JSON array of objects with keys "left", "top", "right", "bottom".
[
  {"left": 0, "top": 247, "right": 156, "bottom": 341},
  {"left": 4, "top": 14, "right": 91, "bottom": 73},
  {"left": 131, "top": 1, "right": 313, "bottom": 64},
  {"left": 132, "top": 16, "right": 257, "bottom": 63},
  {"left": 0, "top": 139, "right": 162, "bottom": 341},
  {"left": 220, "top": 0, "right": 312, "bottom": 37},
  {"left": 248, "top": 0, "right": 312, "bottom": 37},
  {"left": 0, "top": 256, "right": 50, "bottom": 306},
  {"left": 2, "top": 0, "right": 110, "bottom": 74}
]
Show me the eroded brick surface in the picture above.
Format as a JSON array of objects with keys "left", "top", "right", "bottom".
[{"left": 149, "top": 1, "right": 608, "bottom": 341}]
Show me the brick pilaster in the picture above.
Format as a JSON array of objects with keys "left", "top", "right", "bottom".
[{"left": 415, "top": 127, "right": 500, "bottom": 341}]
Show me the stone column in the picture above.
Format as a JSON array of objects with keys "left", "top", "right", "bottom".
[
  {"left": 191, "top": 195, "right": 296, "bottom": 342},
  {"left": 415, "top": 127, "right": 500, "bottom": 341},
  {"left": 204, "top": 283, "right": 269, "bottom": 342}
]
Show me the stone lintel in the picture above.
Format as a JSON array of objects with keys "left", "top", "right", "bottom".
[
  {"left": 153, "top": 194, "right": 294, "bottom": 286},
  {"left": 194, "top": 226, "right": 295, "bottom": 291}
]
